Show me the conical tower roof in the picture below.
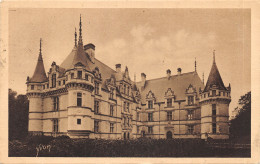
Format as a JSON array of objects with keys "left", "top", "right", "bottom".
[
  {"left": 204, "top": 51, "right": 226, "bottom": 92},
  {"left": 30, "top": 39, "right": 48, "bottom": 83}
]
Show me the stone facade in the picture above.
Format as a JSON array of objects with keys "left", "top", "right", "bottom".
[{"left": 26, "top": 17, "right": 231, "bottom": 139}]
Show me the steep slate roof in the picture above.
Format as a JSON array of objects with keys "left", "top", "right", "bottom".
[
  {"left": 203, "top": 58, "right": 226, "bottom": 92},
  {"left": 89, "top": 58, "right": 116, "bottom": 80},
  {"left": 30, "top": 49, "right": 48, "bottom": 83},
  {"left": 137, "top": 72, "right": 204, "bottom": 104},
  {"left": 60, "top": 45, "right": 91, "bottom": 71}
]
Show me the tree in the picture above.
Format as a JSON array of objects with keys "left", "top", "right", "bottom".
[
  {"left": 9, "top": 89, "right": 29, "bottom": 140},
  {"left": 229, "top": 91, "right": 251, "bottom": 138}
]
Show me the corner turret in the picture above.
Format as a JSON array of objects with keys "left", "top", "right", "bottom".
[{"left": 200, "top": 50, "right": 231, "bottom": 139}]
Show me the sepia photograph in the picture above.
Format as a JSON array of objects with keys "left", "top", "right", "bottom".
[{"left": 1, "top": 1, "right": 258, "bottom": 162}]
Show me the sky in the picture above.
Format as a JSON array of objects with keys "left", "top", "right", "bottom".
[{"left": 8, "top": 8, "right": 251, "bottom": 117}]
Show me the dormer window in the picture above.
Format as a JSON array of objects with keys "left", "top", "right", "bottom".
[
  {"left": 167, "top": 98, "right": 172, "bottom": 107},
  {"left": 85, "top": 74, "right": 88, "bottom": 81},
  {"left": 78, "top": 71, "right": 82, "bottom": 79},
  {"left": 71, "top": 73, "right": 74, "bottom": 79},
  {"left": 212, "top": 90, "right": 216, "bottom": 96},
  {"left": 95, "top": 82, "right": 99, "bottom": 95},
  {"left": 188, "top": 96, "right": 194, "bottom": 106},
  {"left": 51, "top": 74, "right": 56, "bottom": 88},
  {"left": 124, "top": 85, "right": 126, "bottom": 94},
  {"left": 127, "top": 86, "right": 129, "bottom": 95},
  {"left": 110, "top": 88, "right": 114, "bottom": 99},
  {"left": 148, "top": 100, "right": 153, "bottom": 109}
]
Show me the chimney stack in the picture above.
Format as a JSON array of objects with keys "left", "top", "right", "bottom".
[
  {"left": 116, "top": 64, "right": 121, "bottom": 73},
  {"left": 141, "top": 73, "right": 146, "bottom": 81},
  {"left": 166, "top": 69, "right": 171, "bottom": 79},
  {"left": 141, "top": 73, "right": 146, "bottom": 88},
  {"left": 177, "top": 68, "right": 182, "bottom": 75}
]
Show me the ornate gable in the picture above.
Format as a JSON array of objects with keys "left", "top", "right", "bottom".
[
  {"left": 186, "top": 84, "right": 196, "bottom": 94},
  {"left": 165, "top": 88, "right": 174, "bottom": 98},
  {"left": 93, "top": 67, "right": 102, "bottom": 79},
  {"left": 146, "top": 90, "right": 155, "bottom": 100}
]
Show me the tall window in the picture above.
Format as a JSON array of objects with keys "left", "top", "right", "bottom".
[
  {"left": 123, "top": 102, "right": 126, "bottom": 112},
  {"left": 94, "top": 100, "right": 99, "bottom": 113},
  {"left": 188, "top": 96, "right": 194, "bottom": 105},
  {"left": 212, "top": 123, "right": 216, "bottom": 134},
  {"left": 71, "top": 73, "right": 74, "bottom": 79},
  {"left": 188, "top": 125, "right": 194, "bottom": 134},
  {"left": 110, "top": 105, "right": 114, "bottom": 116},
  {"left": 148, "top": 100, "right": 153, "bottom": 109},
  {"left": 77, "top": 93, "right": 82, "bottom": 106},
  {"left": 85, "top": 73, "right": 89, "bottom": 81},
  {"left": 52, "top": 74, "right": 56, "bottom": 88},
  {"left": 136, "top": 112, "right": 139, "bottom": 121},
  {"left": 58, "top": 81, "right": 61, "bottom": 86},
  {"left": 167, "top": 98, "right": 172, "bottom": 107},
  {"left": 94, "top": 120, "right": 99, "bottom": 132},
  {"left": 110, "top": 123, "right": 114, "bottom": 133},
  {"left": 148, "top": 126, "right": 153, "bottom": 134},
  {"left": 124, "top": 85, "right": 126, "bottom": 94},
  {"left": 167, "top": 111, "right": 172, "bottom": 121},
  {"left": 53, "top": 96, "right": 59, "bottom": 111},
  {"left": 127, "top": 118, "right": 130, "bottom": 126},
  {"left": 212, "top": 90, "right": 216, "bottom": 96},
  {"left": 212, "top": 104, "right": 216, "bottom": 116},
  {"left": 110, "top": 89, "right": 114, "bottom": 99},
  {"left": 31, "top": 85, "right": 34, "bottom": 90},
  {"left": 53, "top": 119, "right": 58, "bottom": 133},
  {"left": 127, "top": 86, "right": 129, "bottom": 95},
  {"left": 78, "top": 71, "right": 82, "bottom": 79},
  {"left": 124, "top": 117, "right": 126, "bottom": 126},
  {"left": 137, "top": 126, "right": 139, "bottom": 134},
  {"left": 187, "top": 110, "right": 193, "bottom": 120},
  {"left": 126, "top": 103, "right": 129, "bottom": 112},
  {"left": 148, "top": 113, "right": 153, "bottom": 121},
  {"left": 63, "top": 80, "right": 65, "bottom": 85},
  {"left": 95, "top": 82, "right": 99, "bottom": 95}
]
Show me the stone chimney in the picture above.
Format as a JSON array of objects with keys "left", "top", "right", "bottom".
[
  {"left": 141, "top": 73, "right": 146, "bottom": 81},
  {"left": 177, "top": 68, "right": 182, "bottom": 75},
  {"left": 141, "top": 73, "right": 146, "bottom": 88},
  {"left": 116, "top": 64, "right": 121, "bottom": 73},
  {"left": 84, "top": 43, "right": 95, "bottom": 63},
  {"left": 166, "top": 69, "right": 171, "bottom": 79}
]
